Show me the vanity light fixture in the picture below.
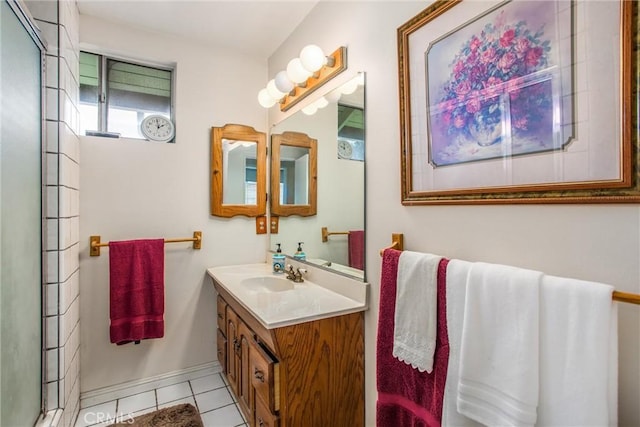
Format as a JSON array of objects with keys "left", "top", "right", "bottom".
[
  {"left": 301, "top": 72, "right": 365, "bottom": 116},
  {"left": 258, "top": 45, "right": 347, "bottom": 112}
]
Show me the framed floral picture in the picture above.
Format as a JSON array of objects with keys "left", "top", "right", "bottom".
[{"left": 398, "top": 0, "right": 636, "bottom": 204}]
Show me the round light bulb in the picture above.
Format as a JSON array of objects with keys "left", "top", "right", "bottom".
[
  {"left": 299, "top": 44, "right": 326, "bottom": 73},
  {"left": 286, "top": 58, "right": 311, "bottom": 84},
  {"left": 326, "top": 89, "right": 342, "bottom": 103},
  {"left": 258, "top": 88, "right": 276, "bottom": 108},
  {"left": 314, "top": 97, "right": 329, "bottom": 109},
  {"left": 274, "top": 70, "right": 294, "bottom": 93},
  {"left": 340, "top": 78, "right": 359, "bottom": 95},
  {"left": 266, "top": 79, "right": 285, "bottom": 101},
  {"left": 302, "top": 104, "right": 318, "bottom": 115}
]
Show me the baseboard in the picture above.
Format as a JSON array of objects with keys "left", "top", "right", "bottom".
[
  {"left": 34, "top": 409, "right": 63, "bottom": 427},
  {"left": 79, "top": 361, "right": 221, "bottom": 409}
]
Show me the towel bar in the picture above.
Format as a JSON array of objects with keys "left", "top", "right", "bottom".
[
  {"left": 379, "top": 232, "right": 640, "bottom": 305},
  {"left": 378, "top": 233, "right": 404, "bottom": 256},
  {"left": 321, "top": 226, "right": 350, "bottom": 242},
  {"left": 90, "top": 231, "right": 202, "bottom": 256}
]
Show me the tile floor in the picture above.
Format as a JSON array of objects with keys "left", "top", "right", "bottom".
[{"left": 74, "top": 366, "right": 247, "bottom": 427}]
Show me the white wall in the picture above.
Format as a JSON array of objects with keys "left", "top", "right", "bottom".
[
  {"left": 78, "top": 15, "right": 269, "bottom": 393},
  {"left": 268, "top": 2, "right": 640, "bottom": 426}
]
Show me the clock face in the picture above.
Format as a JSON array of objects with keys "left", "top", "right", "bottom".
[
  {"left": 140, "top": 115, "right": 175, "bottom": 142},
  {"left": 337, "top": 139, "right": 353, "bottom": 159}
]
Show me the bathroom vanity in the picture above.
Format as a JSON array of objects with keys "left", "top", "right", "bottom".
[{"left": 207, "top": 263, "right": 368, "bottom": 427}]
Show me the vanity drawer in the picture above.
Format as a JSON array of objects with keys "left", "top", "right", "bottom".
[
  {"left": 216, "top": 295, "right": 226, "bottom": 332},
  {"left": 216, "top": 328, "right": 226, "bottom": 373},
  {"left": 255, "top": 394, "right": 279, "bottom": 427},
  {"left": 250, "top": 339, "right": 280, "bottom": 413}
]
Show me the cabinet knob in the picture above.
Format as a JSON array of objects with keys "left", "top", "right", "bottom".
[
  {"left": 257, "top": 417, "right": 264, "bottom": 427},
  {"left": 217, "top": 313, "right": 223, "bottom": 319},
  {"left": 254, "top": 368, "right": 265, "bottom": 382}
]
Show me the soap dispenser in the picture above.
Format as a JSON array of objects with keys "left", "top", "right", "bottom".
[
  {"left": 272, "top": 243, "right": 285, "bottom": 273},
  {"left": 293, "top": 242, "right": 306, "bottom": 261}
]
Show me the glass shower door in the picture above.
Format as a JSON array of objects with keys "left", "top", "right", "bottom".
[{"left": 0, "top": 0, "right": 44, "bottom": 424}]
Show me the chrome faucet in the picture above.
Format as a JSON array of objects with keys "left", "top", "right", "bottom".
[{"left": 285, "top": 264, "right": 307, "bottom": 283}]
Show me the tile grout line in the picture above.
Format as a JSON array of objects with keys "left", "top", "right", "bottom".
[
  {"left": 76, "top": 375, "right": 242, "bottom": 427},
  {"left": 199, "top": 401, "right": 238, "bottom": 415},
  {"left": 187, "top": 379, "right": 201, "bottom": 413}
]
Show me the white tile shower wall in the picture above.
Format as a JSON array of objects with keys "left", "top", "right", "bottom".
[
  {"left": 60, "top": 270, "right": 79, "bottom": 314},
  {"left": 28, "top": 1, "right": 81, "bottom": 426},
  {"left": 58, "top": 0, "right": 81, "bottom": 419}
]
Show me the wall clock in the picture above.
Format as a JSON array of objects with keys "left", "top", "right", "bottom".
[
  {"left": 140, "top": 114, "right": 175, "bottom": 142},
  {"left": 337, "top": 139, "right": 353, "bottom": 159}
]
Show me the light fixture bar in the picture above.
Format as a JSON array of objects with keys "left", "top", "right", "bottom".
[{"left": 280, "top": 46, "right": 347, "bottom": 112}]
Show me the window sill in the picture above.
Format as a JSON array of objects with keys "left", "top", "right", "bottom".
[{"left": 84, "top": 130, "right": 121, "bottom": 138}]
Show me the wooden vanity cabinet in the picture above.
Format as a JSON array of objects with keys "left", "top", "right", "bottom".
[
  {"left": 224, "top": 305, "right": 254, "bottom": 421},
  {"left": 216, "top": 295, "right": 227, "bottom": 370},
  {"left": 249, "top": 340, "right": 279, "bottom": 413},
  {"left": 213, "top": 281, "right": 364, "bottom": 427},
  {"left": 237, "top": 320, "right": 254, "bottom": 420},
  {"left": 225, "top": 306, "right": 239, "bottom": 394},
  {"left": 255, "top": 393, "right": 279, "bottom": 427},
  {"left": 216, "top": 294, "right": 226, "bottom": 331},
  {"left": 216, "top": 328, "right": 226, "bottom": 370}
]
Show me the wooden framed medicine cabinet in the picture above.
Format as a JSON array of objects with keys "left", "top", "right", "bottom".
[
  {"left": 211, "top": 124, "right": 267, "bottom": 217},
  {"left": 270, "top": 131, "right": 318, "bottom": 217}
]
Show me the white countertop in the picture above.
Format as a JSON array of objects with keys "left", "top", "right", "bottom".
[{"left": 207, "top": 262, "right": 368, "bottom": 329}]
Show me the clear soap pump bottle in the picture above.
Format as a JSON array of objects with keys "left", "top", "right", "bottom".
[
  {"left": 272, "top": 243, "right": 285, "bottom": 274},
  {"left": 293, "top": 242, "right": 306, "bottom": 261}
]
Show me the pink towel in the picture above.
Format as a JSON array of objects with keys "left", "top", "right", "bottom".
[
  {"left": 348, "top": 230, "right": 365, "bottom": 270},
  {"left": 109, "top": 239, "right": 165, "bottom": 345},
  {"left": 376, "top": 249, "right": 450, "bottom": 427}
]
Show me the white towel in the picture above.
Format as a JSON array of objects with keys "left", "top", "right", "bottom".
[
  {"left": 537, "top": 275, "right": 618, "bottom": 426},
  {"left": 393, "top": 250, "right": 442, "bottom": 373},
  {"left": 441, "top": 259, "right": 484, "bottom": 427},
  {"left": 457, "top": 262, "right": 543, "bottom": 427}
]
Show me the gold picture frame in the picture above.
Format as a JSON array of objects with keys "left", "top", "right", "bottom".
[{"left": 398, "top": 0, "right": 636, "bottom": 204}]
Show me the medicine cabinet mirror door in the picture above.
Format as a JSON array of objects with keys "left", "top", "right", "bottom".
[
  {"left": 270, "top": 131, "right": 317, "bottom": 217},
  {"left": 211, "top": 124, "right": 266, "bottom": 218}
]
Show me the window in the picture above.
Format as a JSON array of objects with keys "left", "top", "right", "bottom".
[
  {"left": 337, "top": 104, "right": 365, "bottom": 161},
  {"left": 79, "top": 51, "right": 174, "bottom": 141},
  {"left": 244, "top": 159, "right": 257, "bottom": 204}
]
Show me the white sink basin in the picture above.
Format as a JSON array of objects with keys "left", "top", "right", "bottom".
[
  {"left": 207, "top": 263, "right": 369, "bottom": 328},
  {"left": 240, "top": 276, "right": 294, "bottom": 292}
]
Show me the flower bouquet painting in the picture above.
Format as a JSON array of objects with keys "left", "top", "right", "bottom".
[{"left": 426, "top": 0, "right": 569, "bottom": 167}]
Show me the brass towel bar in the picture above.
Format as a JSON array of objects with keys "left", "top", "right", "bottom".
[
  {"left": 89, "top": 231, "right": 202, "bottom": 257},
  {"left": 321, "top": 226, "right": 350, "bottom": 242},
  {"left": 379, "top": 232, "right": 640, "bottom": 306}
]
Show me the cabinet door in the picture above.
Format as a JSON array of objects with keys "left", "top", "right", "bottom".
[
  {"left": 237, "top": 320, "right": 254, "bottom": 423},
  {"left": 226, "top": 307, "right": 240, "bottom": 396}
]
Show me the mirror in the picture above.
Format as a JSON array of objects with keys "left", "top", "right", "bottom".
[
  {"left": 211, "top": 123, "right": 266, "bottom": 217},
  {"left": 270, "top": 72, "right": 366, "bottom": 280},
  {"left": 270, "top": 131, "right": 317, "bottom": 217}
]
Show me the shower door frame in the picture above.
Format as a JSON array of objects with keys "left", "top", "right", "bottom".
[{"left": 4, "top": 0, "right": 48, "bottom": 418}]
